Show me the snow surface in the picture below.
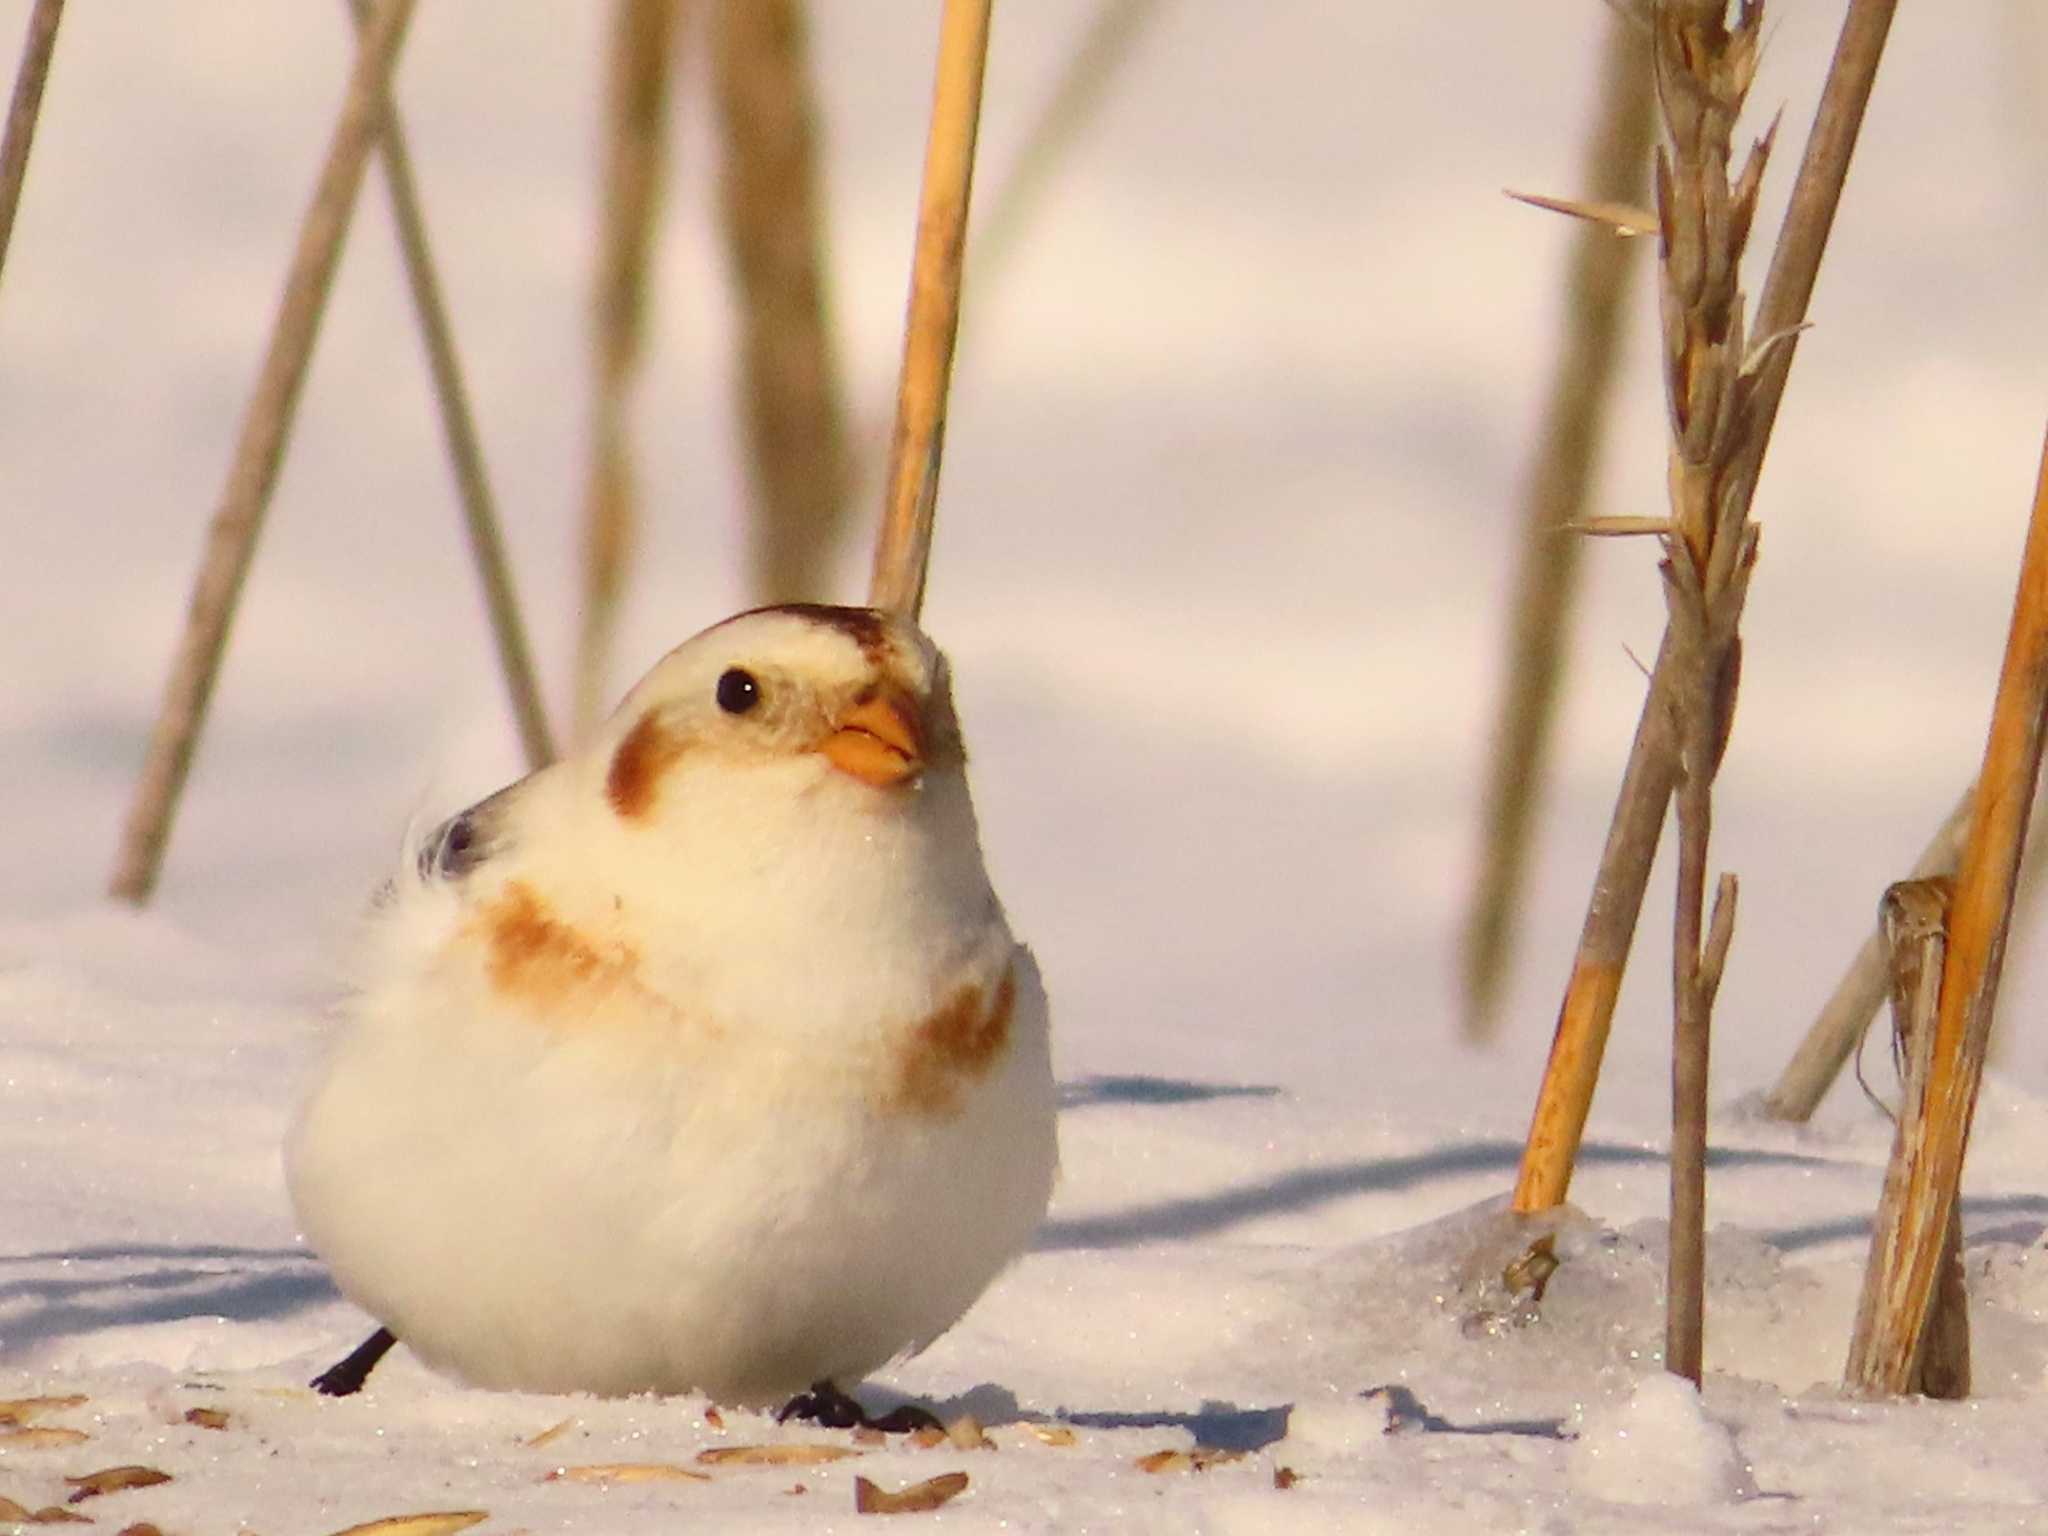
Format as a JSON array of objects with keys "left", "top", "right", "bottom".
[{"left": 7, "top": 3, "right": 2048, "bottom": 1531}]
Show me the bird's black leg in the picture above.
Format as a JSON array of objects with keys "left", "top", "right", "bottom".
[
  {"left": 311, "top": 1327, "right": 398, "bottom": 1397},
  {"left": 775, "top": 1380, "right": 943, "bottom": 1433}
]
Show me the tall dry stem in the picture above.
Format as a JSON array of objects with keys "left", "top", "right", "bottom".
[
  {"left": 0, "top": 0, "right": 64, "bottom": 288},
  {"left": 1511, "top": 0, "right": 1898, "bottom": 1214},
  {"left": 574, "top": 0, "right": 683, "bottom": 743},
  {"left": 1465, "top": 10, "right": 1655, "bottom": 1039},
  {"left": 349, "top": 0, "right": 555, "bottom": 771},
  {"left": 1845, "top": 423, "right": 2048, "bottom": 1396},
  {"left": 712, "top": 0, "right": 850, "bottom": 605},
  {"left": 868, "top": 0, "right": 994, "bottom": 620},
  {"left": 108, "top": 0, "right": 419, "bottom": 904}
]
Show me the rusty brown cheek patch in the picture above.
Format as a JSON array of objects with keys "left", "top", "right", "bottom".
[
  {"left": 886, "top": 966, "right": 1017, "bottom": 1118},
  {"left": 476, "top": 881, "right": 641, "bottom": 1020},
  {"left": 607, "top": 711, "right": 686, "bottom": 819}
]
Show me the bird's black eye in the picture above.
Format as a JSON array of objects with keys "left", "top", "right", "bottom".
[{"left": 716, "top": 667, "right": 761, "bottom": 715}]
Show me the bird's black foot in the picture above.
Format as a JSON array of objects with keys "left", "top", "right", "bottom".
[
  {"left": 311, "top": 1327, "right": 398, "bottom": 1397},
  {"left": 775, "top": 1380, "right": 944, "bottom": 1434}
]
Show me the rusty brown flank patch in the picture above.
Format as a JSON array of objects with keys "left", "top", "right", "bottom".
[
  {"left": 606, "top": 711, "right": 686, "bottom": 820},
  {"left": 476, "top": 881, "right": 639, "bottom": 1019},
  {"left": 888, "top": 965, "right": 1017, "bottom": 1117}
]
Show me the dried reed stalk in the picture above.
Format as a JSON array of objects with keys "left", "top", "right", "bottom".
[
  {"left": 108, "top": 0, "right": 418, "bottom": 904},
  {"left": 1645, "top": 1, "right": 1770, "bottom": 1384},
  {"left": 573, "top": 0, "right": 683, "bottom": 743},
  {"left": 0, "top": 0, "right": 63, "bottom": 286},
  {"left": 712, "top": 0, "right": 850, "bottom": 604},
  {"left": 1843, "top": 879, "right": 1970, "bottom": 1398},
  {"left": 348, "top": 0, "right": 554, "bottom": 771},
  {"left": 867, "top": 0, "right": 994, "bottom": 620},
  {"left": 1464, "top": 10, "right": 1655, "bottom": 1039},
  {"left": 1845, "top": 424, "right": 2048, "bottom": 1397},
  {"left": 1511, "top": 0, "right": 1898, "bottom": 1213}
]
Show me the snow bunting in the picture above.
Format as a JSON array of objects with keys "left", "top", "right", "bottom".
[{"left": 287, "top": 604, "right": 1057, "bottom": 1411}]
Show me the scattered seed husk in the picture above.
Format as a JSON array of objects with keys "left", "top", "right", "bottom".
[
  {"left": 31, "top": 1509, "right": 91, "bottom": 1526},
  {"left": 0, "top": 1496, "right": 31, "bottom": 1521},
  {"left": 853, "top": 1471, "right": 970, "bottom": 1515},
  {"left": 522, "top": 1416, "right": 576, "bottom": 1449},
  {"left": 324, "top": 1514, "right": 489, "bottom": 1536},
  {"left": 1024, "top": 1423, "right": 1076, "bottom": 1447},
  {"left": 183, "top": 1407, "right": 231, "bottom": 1431},
  {"left": 943, "top": 1414, "right": 991, "bottom": 1451},
  {"left": 695, "top": 1443, "right": 859, "bottom": 1467},
  {"left": 114, "top": 1523, "right": 166, "bottom": 1536},
  {"left": 0, "top": 1398, "right": 87, "bottom": 1427},
  {"left": 65, "top": 1466, "right": 172, "bottom": 1503},
  {"left": 906, "top": 1426, "right": 945, "bottom": 1449},
  {"left": 543, "top": 1462, "right": 710, "bottom": 1485},
  {"left": 851, "top": 1426, "right": 887, "bottom": 1447},
  {"left": 1273, "top": 1465, "right": 1301, "bottom": 1490},
  {"left": 702, "top": 1405, "right": 724, "bottom": 1430},
  {"left": 1135, "top": 1447, "right": 1243, "bottom": 1474},
  {"left": 0, "top": 1427, "right": 89, "bottom": 1450}
]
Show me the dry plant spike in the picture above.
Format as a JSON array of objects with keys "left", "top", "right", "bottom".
[
  {"left": 1502, "top": 187, "right": 1658, "bottom": 237},
  {"left": 323, "top": 1514, "right": 488, "bottom": 1536},
  {"left": 1847, "top": 424, "right": 2048, "bottom": 1396},
  {"left": 106, "top": 0, "right": 419, "bottom": 903},
  {"left": 852, "top": 1470, "right": 970, "bottom": 1515},
  {"left": 867, "top": 0, "right": 995, "bottom": 620},
  {"left": 712, "top": 0, "right": 851, "bottom": 604},
  {"left": 0, "top": 0, "right": 64, "bottom": 288},
  {"left": 349, "top": 0, "right": 554, "bottom": 770},
  {"left": 573, "top": 0, "right": 683, "bottom": 744},
  {"left": 1510, "top": 0, "right": 1898, "bottom": 1212},
  {"left": 1465, "top": 8, "right": 1656, "bottom": 1038}
]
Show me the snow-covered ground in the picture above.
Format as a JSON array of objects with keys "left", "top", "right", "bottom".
[{"left": 6, "top": 3, "right": 2048, "bottom": 1530}]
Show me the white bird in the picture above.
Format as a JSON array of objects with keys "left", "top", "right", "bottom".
[{"left": 286, "top": 604, "right": 1057, "bottom": 1417}]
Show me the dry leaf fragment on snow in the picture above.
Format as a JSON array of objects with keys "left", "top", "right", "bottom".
[
  {"left": 65, "top": 1466, "right": 173, "bottom": 1503},
  {"left": 696, "top": 1443, "right": 860, "bottom": 1467},
  {"left": 853, "top": 1471, "right": 970, "bottom": 1515},
  {"left": 522, "top": 1416, "right": 576, "bottom": 1449},
  {"left": 0, "top": 1398, "right": 87, "bottom": 1427},
  {"left": 324, "top": 1513, "right": 489, "bottom": 1536},
  {"left": 183, "top": 1407, "right": 231, "bottom": 1431},
  {"left": 543, "top": 1463, "right": 710, "bottom": 1484},
  {"left": 0, "top": 1427, "right": 89, "bottom": 1449}
]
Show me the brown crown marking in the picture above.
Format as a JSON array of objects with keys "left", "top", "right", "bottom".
[
  {"left": 476, "top": 881, "right": 641, "bottom": 1018},
  {"left": 885, "top": 964, "right": 1017, "bottom": 1118},
  {"left": 607, "top": 711, "right": 687, "bottom": 820},
  {"left": 752, "top": 602, "right": 892, "bottom": 664}
]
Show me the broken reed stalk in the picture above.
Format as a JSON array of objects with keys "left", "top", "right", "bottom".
[
  {"left": 1766, "top": 770, "right": 2048, "bottom": 1120},
  {"left": 1510, "top": 0, "right": 1899, "bottom": 1214},
  {"left": 0, "top": 0, "right": 63, "bottom": 287},
  {"left": 1844, "top": 879, "right": 1970, "bottom": 1398},
  {"left": 573, "top": 0, "right": 682, "bottom": 744},
  {"left": 347, "top": 0, "right": 555, "bottom": 771},
  {"left": 1845, "top": 423, "right": 2048, "bottom": 1397},
  {"left": 712, "top": 0, "right": 851, "bottom": 605},
  {"left": 108, "top": 0, "right": 419, "bottom": 904},
  {"left": 1645, "top": 1, "right": 1769, "bottom": 1385},
  {"left": 867, "top": 0, "right": 994, "bottom": 621},
  {"left": 1464, "top": 10, "right": 1656, "bottom": 1040}
]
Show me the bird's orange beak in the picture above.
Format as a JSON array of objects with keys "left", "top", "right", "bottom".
[{"left": 820, "top": 685, "right": 924, "bottom": 787}]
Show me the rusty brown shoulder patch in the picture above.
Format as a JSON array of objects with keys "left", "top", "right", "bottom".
[
  {"left": 606, "top": 711, "right": 686, "bottom": 820},
  {"left": 476, "top": 881, "right": 639, "bottom": 1018},
  {"left": 886, "top": 965, "right": 1017, "bottom": 1118}
]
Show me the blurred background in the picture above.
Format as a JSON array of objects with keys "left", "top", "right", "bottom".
[{"left": 2, "top": 2, "right": 2045, "bottom": 1134}]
